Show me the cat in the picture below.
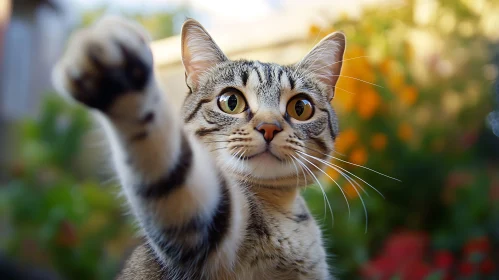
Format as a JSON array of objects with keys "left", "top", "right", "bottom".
[{"left": 52, "top": 16, "right": 346, "bottom": 280}]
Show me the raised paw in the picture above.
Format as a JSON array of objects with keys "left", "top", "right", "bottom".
[{"left": 53, "top": 16, "right": 153, "bottom": 112}]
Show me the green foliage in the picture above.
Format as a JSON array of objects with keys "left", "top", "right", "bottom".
[{"left": 0, "top": 95, "right": 135, "bottom": 280}]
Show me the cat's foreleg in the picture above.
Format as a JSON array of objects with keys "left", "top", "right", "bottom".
[{"left": 52, "top": 16, "right": 245, "bottom": 271}]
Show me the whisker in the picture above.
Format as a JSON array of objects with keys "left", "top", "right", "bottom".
[
  {"left": 329, "top": 74, "right": 383, "bottom": 88},
  {"left": 209, "top": 147, "right": 227, "bottom": 153},
  {"left": 293, "top": 155, "right": 327, "bottom": 222},
  {"left": 333, "top": 85, "right": 357, "bottom": 95},
  {"left": 303, "top": 146, "right": 400, "bottom": 182},
  {"left": 298, "top": 151, "right": 376, "bottom": 233},
  {"left": 307, "top": 55, "right": 372, "bottom": 74},
  {"left": 298, "top": 153, "right": 369, "bottom": 233},
  {"left": 289, "top": 157, "right": 301, "bottom": 189},
  {"left": 202, "top": 133, "right": 230, "bottom": 136},
  {"left": 298, "top": 151, "right": 381, "bottom": 198},
  {"left": 292, "top": 155, "right": 334, "bottom": 226},
  {"left": 203, "top": 140, "right": 231, "bottom": 144},
  {"left": 296, "top": 153, "right": 351, "bottom": 219},
  {"left": 237, "top": 148, "right": 247, "bottom": 162}
]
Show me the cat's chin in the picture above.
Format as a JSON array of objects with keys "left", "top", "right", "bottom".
[{"left": 220, "top": 151, "right": 297, "bottom": 180}]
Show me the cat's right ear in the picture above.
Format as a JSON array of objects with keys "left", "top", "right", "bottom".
[{"left": 181, "top": 19, "right": 228, "bottom": 91}]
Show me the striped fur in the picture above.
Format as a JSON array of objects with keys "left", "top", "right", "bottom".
[{"left": 52, "top": 16, "right": 346, "bottom": 280}]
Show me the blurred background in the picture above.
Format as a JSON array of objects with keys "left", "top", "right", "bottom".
[{"left": 1, "top": 0, "right": 498, "bottom": 279}]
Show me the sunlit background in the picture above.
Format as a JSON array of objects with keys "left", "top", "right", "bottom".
[{"left": 1, "top": 0, "right": 498, "bottom": 279}]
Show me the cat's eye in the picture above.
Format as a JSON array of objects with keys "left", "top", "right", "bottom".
[
  {"left": 287, "top": 96, "right": 314, "bottom": 121},
  {"left": 218, "top": 88, "right": 247, "bottom": 114}
]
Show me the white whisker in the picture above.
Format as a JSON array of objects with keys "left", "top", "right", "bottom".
[
  {"left": 307, "top": 55, "right": 371, "bottom": 74},
  {"left": 296, "top": 153, "right": 351, "bottom": 219},
  {"left": 328, "top": 74, "right": 383, "bottom": 88},
  {"left": 333, "top": 85, "right": 357, "bottom": 95},
  {"left": 303, "top": 146, "right": 400, "bottom": 182},
  {"left": 292, "top": 155, "right": 334, "bottom": 226},
  {"left": 298, "top": 151, "right": 384, "bottom": 199},
  {"left": 289, "top": 157, "right": 301, "bottom": 189}
]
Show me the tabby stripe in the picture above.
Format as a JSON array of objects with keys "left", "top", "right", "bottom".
[
  {"left": 288, "top": 74, "right": 295, "bottom": 90},
  {"left": 202, "top": 112, "right": 217, "bottom": 125},
  {"left": 310, "top": 136, "right": 328, "bottom": 152},
  {"left": 264, "top": 64, "right": 272, "bottom": 85},
  {"left": 137, "top": 134, "right": 192, "bottom": 198},
  {"left": 205, "top": 176, "right": 231, "bottom": 253},
  {"left": 277, "top": 68, "right": 283, "bottom": 85},
  {"left": 195, "top": 127, "right": 220, "bottom": 137},
  {"left": 185, "top": 98, "right": 211, "bottom": 123},
  {"left": 253, "top": 67, "right": 262, "bottom": 83},
  {"left": 154, "top": 176, "right": 232, "bottom": 265},
  {"left": 241, "top": 69, "right": 249, "bottom": 87},
  {"left": 319, "top": 108, "right": 337, "bottom": 140},
  {"left": 246, "top": 194, "right": 270, "bottom": 237}
]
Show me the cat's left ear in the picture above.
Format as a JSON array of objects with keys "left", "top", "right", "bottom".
[
  {"left": 298, "top": 32, "right": 346, "bottom": 100},
  {"left": 181, "top": 19, "right": 228, "bottom": 90}
]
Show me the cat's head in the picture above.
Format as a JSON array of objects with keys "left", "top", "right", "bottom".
[{"left": 180, "top": 19, "right": 345, "bottom": 188}]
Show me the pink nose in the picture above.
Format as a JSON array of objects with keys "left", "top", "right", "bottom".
[{"left": 256, "top": 122, "right": 282, "bottom": 143}]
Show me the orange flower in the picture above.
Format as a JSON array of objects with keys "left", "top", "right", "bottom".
[
  {"left": 309, "top": 24, "right": 321, "bottom": 37},
  {"left": 335, "top": 128, "right": 358, "bottom": 154},
  {"left": 349, "top": 146, "right": 368, "bottom": 165},
  {"left": 371, "top": 133, "right": 388, "bottom": 151},
  {"left": 387, "top": 65, "right": 405, "bottom": 92},
  {"left": 357, "top": 88, "right": 381, "bottom": 119},
  {"left": 324, "top": 166, "right": 340, "bottom": 182},
  {"left": 398, "top": 123, "right": 413, "bottom": 142},
  {"left": 400, "top": 86, "right": 418, "bottom": 106},
  {"left": 347, "top": 46, "right": 366, "bottom": 59},
  {"left": 344, "top": 184, "right": 359, "bottom": 199},
  {"left": 379, "top": 58, "right": 393, "bottom": 75},
  {"left": 333, "top": 85, "right": 356, "bottom": 112}
]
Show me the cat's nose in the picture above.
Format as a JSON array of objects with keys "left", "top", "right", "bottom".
[{"left": 255, "top": 122, "right": 282, "bottom": 143}]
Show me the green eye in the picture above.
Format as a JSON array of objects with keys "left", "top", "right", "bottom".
[
  {"left": 287, "top": 95, "right": 314, "bottom": 121},
  {"left": 218, "top": 89, "right": 247, "bottom": 114}
]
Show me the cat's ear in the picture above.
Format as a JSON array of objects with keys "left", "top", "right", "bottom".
[
  {"left": 298, "top": 32, "right": 346, "bottom": 100},
  {"left": 181, "top": 19, "right": 228, "bottom": 90}
]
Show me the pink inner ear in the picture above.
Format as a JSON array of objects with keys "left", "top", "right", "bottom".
[{"left": 181, "top": 21, "right": 227, "bottom": 89}]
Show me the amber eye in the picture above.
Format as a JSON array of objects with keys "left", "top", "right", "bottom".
[
  {"left": 287, "top": 96, "right": 314, "bottom": 121},
  {"left": 218, "top": 88, "right": 247, "bottom": 114}
]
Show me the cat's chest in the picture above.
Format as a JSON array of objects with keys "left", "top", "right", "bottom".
[{"left": 235, "top": 210, "right": 329, "bottom": 279}]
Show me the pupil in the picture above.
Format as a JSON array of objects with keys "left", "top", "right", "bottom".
[
  {"left": 295, "top": 100, "right": 305, "bottom": 116},
  {"left": 228, "top": 95, "right": 238, "bottom": 111}
]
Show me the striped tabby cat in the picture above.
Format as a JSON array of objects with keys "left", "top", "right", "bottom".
[{"left": 52, "top": 16, "right": 346, "bottom": 280}]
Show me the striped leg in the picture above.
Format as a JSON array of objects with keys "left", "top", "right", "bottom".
[{"left": 52, "top": 16, "right": 245, "bottom": 273}]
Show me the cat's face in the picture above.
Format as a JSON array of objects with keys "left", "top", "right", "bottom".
[{"left": 180, "top": 20, "right": 345, "bottom": 186}]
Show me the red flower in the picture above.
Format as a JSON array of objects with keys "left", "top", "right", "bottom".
[
  {"left": 434, "top": 250, "right": 454, "bottom": 269},
  {"left": 398, "top": 260, "right": 432, "bottom": 280},
  {"left": 459, "top": 262, "right": 474, "bottom": 276},
  {"left": 361, "top": 231, "right": 432, "bottom": 280},
  {"left": 463, "top": 236, "right": 491, "bottom": 256},
  {"left": 480, "top": 258, "right": 495, "bottom": 274},
  {"left": 361, "top": 256, "right": 399, "bottom": 280},
  {"left": 384, "top": 231, "right": 429, "bottom": 262}
]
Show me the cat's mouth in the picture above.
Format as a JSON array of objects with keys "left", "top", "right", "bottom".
[{"left": 241, "top": 150, "right": 283, "bottom": 162}]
